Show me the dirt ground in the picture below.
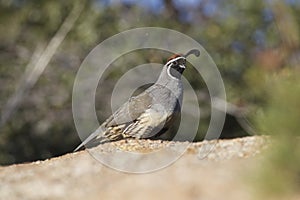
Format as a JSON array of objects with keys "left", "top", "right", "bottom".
[{"left": 0, "top": 136, "right": 270, "bottom": 200}]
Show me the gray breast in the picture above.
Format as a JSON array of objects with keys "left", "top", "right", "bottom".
[{"left": 146, "top": 80, "right": 183, "bottom": 115}]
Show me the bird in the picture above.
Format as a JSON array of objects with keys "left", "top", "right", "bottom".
[{"left": 74, "top": 49, "right": 200, "bottom": 151}]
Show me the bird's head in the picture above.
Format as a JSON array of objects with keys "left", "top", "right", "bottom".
[{"left": 165, "top": 49, "right": 200, "bottom": 79}]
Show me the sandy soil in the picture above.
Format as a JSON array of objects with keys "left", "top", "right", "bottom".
[{"left": 0, "top": 136, "right": 270, "bottom": 200}]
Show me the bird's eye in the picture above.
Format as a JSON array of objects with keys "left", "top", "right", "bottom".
[{"left": 172, "top": 61, "right": 178, "bottom": 65}]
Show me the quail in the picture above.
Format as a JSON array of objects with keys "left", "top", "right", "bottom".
[{"left": 74, "top": 49, "right": 200, "bottom": 151}]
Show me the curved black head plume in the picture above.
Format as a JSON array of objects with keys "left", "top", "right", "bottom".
[{"left": 184, "top": 49, "right": 200, "bottom": 58}]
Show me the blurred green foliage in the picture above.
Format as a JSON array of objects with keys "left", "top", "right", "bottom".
[
  {"left": 251, "top": 72, "right": 300, "bottom": 199},
  {"left": 0, "top": 0, "right": 299, "bottom": 179}
]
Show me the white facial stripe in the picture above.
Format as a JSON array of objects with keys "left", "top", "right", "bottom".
[
  {"left": 167, "top": 65, "right": 177, "bottom": 80},
  {"left": 165, "top": 56, "right": 186, "bottom": 80},
  {"left": 165, "top": 56, "right": 185, "bottom": 66},
  {"left": 167, "top": 64, "right": 185, "bottom": 80}
]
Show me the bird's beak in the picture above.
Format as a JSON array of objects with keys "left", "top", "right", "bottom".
[{"left": 179, "top": 64, "right": 186, "bottom": 69}]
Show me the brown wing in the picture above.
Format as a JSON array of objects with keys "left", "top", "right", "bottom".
[
  {"left": 104, "top": 91, "right": 153, "bottom": 127},
  {"left": 74, "top": 92, "right": 153, "bottom": 151}
]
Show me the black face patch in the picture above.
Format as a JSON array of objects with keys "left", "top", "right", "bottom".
[
  {"left": 170, "top": 58, "right": 186, "bottom": 73},
  {"left": 169, "top": 68, "right": 182, "bottom": 79},
  {"left": 171, "top": 64, "right": 184, "bottom": 74},
  {"left": 167, "top": 57, "right": 186, "bottom": 79}
]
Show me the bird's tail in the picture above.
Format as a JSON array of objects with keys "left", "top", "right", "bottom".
[{"left": 73, "top": 126, "right": 105, "bottom": 152}]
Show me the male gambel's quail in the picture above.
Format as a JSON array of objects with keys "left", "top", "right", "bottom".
[{"left": 74, "top": 49, "right": 200, "bottom": 151}]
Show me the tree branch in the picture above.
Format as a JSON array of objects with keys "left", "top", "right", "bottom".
[{"left": 1, "top": 2, "right": 84, "bottom": 127}]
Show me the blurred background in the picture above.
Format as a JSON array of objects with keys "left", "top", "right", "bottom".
[{"left": 0, "top": 0, "right": 299, "bottom": 178}]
